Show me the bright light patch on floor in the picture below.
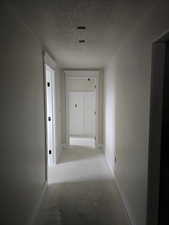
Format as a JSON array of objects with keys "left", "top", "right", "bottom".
[
  {"left": 36, "top": 149, "right": 130, "bottom": 225},
  {"left": 48, "top": 148, "right": 113, "bottom": 184},
  {"left": 69, "top": 136, "right": 95, "bottom": 148}
]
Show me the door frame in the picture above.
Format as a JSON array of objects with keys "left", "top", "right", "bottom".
[
  {"left": 44, "top": 64, "right": 56, "bottom": 167},
  {"left": 64, "top": 70, "right": 100, "bottom": 148},
  {"left": 147, "top": 31, "right": 169, "bottom": 225}
]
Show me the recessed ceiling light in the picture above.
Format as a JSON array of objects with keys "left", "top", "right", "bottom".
[
  {"left": 79, "top": 40, "right": 86, "bottom": 43},
  {"left": 77, "top": 26, "right": 86, "bottom": 30}
]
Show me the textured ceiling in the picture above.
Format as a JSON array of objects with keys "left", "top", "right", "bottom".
[{"left": 9, "top": 0, "right": 155, "bottom": 68}]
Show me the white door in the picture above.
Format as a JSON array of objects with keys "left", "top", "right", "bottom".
[
  {"left": 45, "top": 65, "right": 55, "bottom": 167},
  {"left": 84, "top": 92, "right": 96, "bottom": 137},
  {"left": 69, "top": 92, "right": 84, "bottom": 136},
  {"left": 68, "top": 92, "right": 96, "bottom": 138}
]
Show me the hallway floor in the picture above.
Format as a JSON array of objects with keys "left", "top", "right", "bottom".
[{"left": 36, "top": 148, "right": 130, "bottom": 225}]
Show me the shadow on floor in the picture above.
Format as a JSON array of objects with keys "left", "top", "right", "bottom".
[
  {"left": 36, "top": 179, "right": 130, "bottom": 225},
  {"left": 59, "top": 148, "right": 103, "bottom": 164}
]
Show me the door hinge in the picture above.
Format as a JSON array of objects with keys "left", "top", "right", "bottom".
[
  {"left": 48, "top": 116, "right": 51, "bottom": 121},
  {"left": 95, "top": 137, "right": 96, "bottom": 140},
  {"left": 47, "top": 82, "right": 50, "bottom": 87},
  {"left": 115, "top": 155, "right": 117, "bottom": 163},
  {"left": 94, "top": 85, "right": 96, "bottom": 88}
]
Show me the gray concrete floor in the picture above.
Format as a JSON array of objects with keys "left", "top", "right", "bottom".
[{"left": 35, "top": 148, "right": 130, "bottom": 225}]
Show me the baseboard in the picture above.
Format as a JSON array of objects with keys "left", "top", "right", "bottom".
[
  {"left": 104, "top": 155, "right": 133, "bottom": 225},
  {"left": 114, "top": 172, "right": 133, "bottom": 225},
  {"left": 28, "top": 181, "right": 48, "bottom": 225},
  {"left": 61, "top": 143, "right": 104, "bottom": 150},
  {"left": 106, "top": 158, "right": 114, "bottom": 175}
]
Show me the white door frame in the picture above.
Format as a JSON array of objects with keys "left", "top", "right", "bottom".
[
  {"left": 45, "top": 64, "right": 56, "bottom": 166},
  {"left": 64, "top": 70, "right": 100, "bottom": 148}
]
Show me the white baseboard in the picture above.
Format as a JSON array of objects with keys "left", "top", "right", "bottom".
[
  {"left": 104, "top": 154, "right": 132, "bottom": 225},
  {"left": 61, "top": 143, "right": 104, "bottom": 150},
  {"left": 114, "top": 172, "right": 133, "bottom": 225},
  {"left": 106, "top": 158, "right": 114, "bottom": 174},
  {"left": 28, "top": 181, "right": 48, "bottom": 225}
]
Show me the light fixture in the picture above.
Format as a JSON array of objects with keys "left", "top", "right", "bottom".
[
  {"left": 77, "top": 26, "right": 86, "bottom": 30},
  {"left": 79, "top": 40, "right": 86, "bottom": 43}
]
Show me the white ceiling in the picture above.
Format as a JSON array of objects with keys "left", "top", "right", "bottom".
[{"left": 11, "top": 0, "right": 154, "bottom": 68}]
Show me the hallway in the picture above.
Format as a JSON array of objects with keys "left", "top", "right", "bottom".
[
  {"left": 36, "top": 148, "right": 130, "bottom": 225},
  {"left": 1, "top": 1, "right": 169, "bottom": 225}
]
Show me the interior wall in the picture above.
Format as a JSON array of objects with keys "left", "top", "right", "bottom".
[
  {"left": 60, "top": 70, "right": 67, "bottom": 144},
  {"left": 0, "top": 3, "right": 46, "bottom": 225},
  {"left": 104, "top": 1, "right": 169, "bottom": 225},
  {"left": 54, "top": 66, "right": 62, "bottom": 162},
  {"left": 104, "top": 65, "right": 116, "bottom": 173}
]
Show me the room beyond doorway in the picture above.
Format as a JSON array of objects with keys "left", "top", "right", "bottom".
[{"left": 64, "top": 70, "right": 100, "bottom": 149}]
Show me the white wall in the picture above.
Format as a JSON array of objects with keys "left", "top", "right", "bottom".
[
  {"left": 0, "top": 3, "right": 46, "bottom": 225},
  {"left": 104, "top": 65, "right": 116, "bottom": 173},
  {"left": 54, "top": 66, "right": 62, "bottom": 162},
  {"left": 104, "top": 1, "right": 169, "bottom": 225},
  {"left": 60, "top": 70, "right": 67, "bottom": 144}
]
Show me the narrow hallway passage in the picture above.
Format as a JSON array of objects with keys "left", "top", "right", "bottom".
[
  {"left": 35, "top": 148, "right": 130, "bottom": 225},
  {"left": 2, "top": 1, "right": 169, "bottom": 225}
]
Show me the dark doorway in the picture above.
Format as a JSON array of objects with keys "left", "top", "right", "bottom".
[
  {"left": 158, "top": 41, "right": 169, "bottom": 225},
  {"left": 147, "top": 35, "right": 169, "bottom": 225}
]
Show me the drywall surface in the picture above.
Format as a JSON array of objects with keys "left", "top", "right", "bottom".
[
  {"left": 60, "top": 70, "right": 67, "bottom": 144},
  {"left": 104, "top": 65, "right": 116, "bottom": 173},
  {"left": 104, "top": 1, "right": 169, "bottom": 225},
  {"left": 0, "top": 3, "right": 46, "bottom": 225},
  {"left": 54, "top": 65, "right": 62, "bottom": 163}
]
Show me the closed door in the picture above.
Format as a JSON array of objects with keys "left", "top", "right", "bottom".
[
  {"left": 84, "top": 92, "right": 96, "bottom": 137},
  {"left": 68, "top": 92, "right": 96, "bottom": 137}
]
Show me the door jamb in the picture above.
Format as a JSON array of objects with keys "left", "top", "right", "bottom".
[
  {"left": 44, "top": 64, "right": 56, "bottom": 169},
  {"left": 147, "top": 31, "right": 169, "bottom": 225}
]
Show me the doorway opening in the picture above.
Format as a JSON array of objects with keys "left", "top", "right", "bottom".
[
  {"left": 147, "top": 32, "right": 169, "bottom": 225},
  {"left": 65, "top": 71, "right": 100, "bottom": 149}
]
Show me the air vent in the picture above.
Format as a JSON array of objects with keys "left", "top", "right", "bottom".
[
  {"left": 77, "top": 26, "right": 86, "bottom": 30},
  {"left": 79, "top": 40, "right": 85, "bottom": 43}
]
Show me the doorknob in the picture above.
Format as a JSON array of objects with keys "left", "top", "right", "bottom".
[{"left": 75, "top": 104, "right": 77, "bottom": 108}]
